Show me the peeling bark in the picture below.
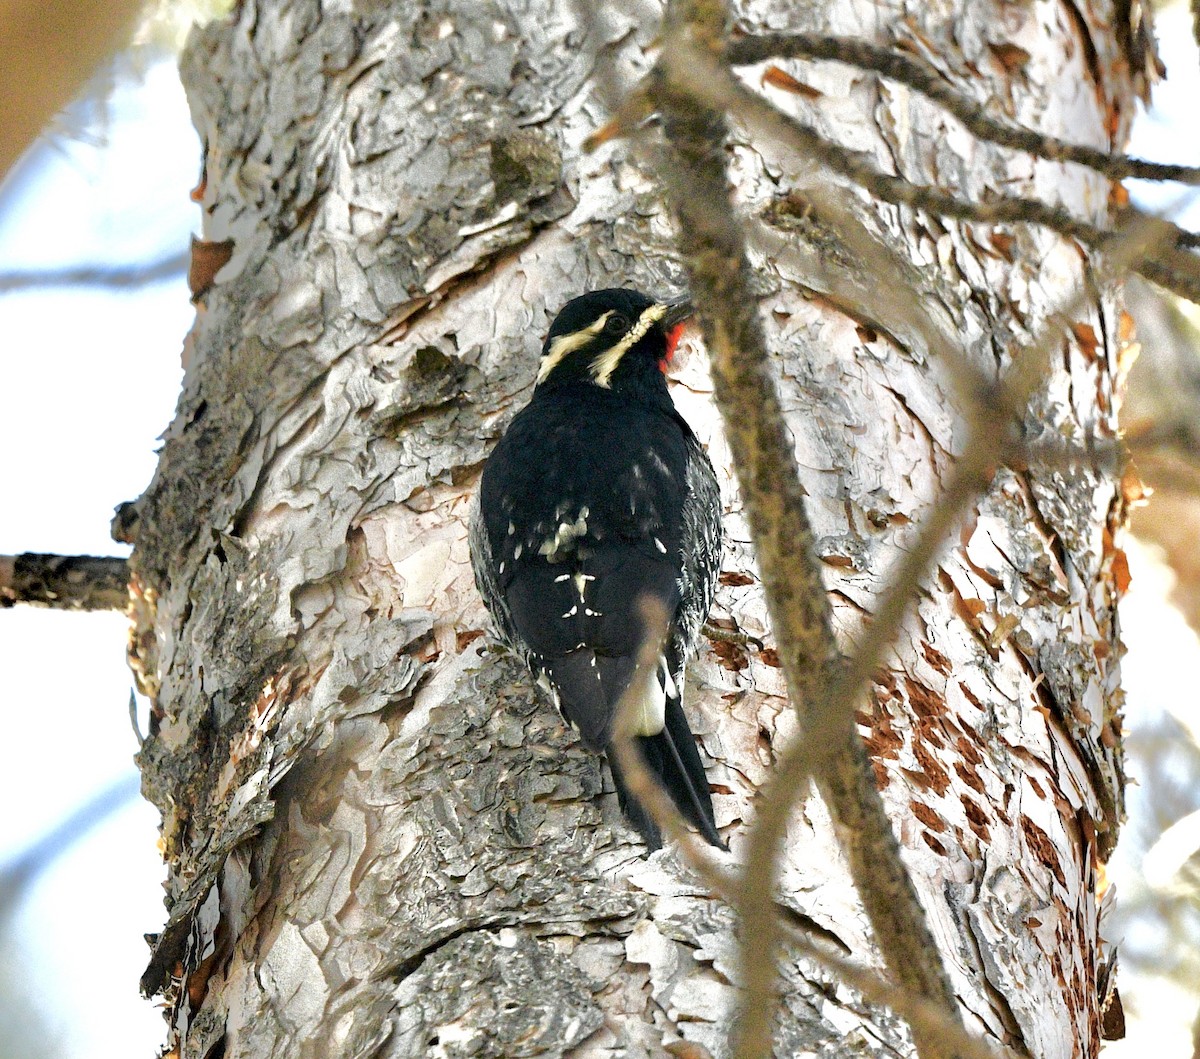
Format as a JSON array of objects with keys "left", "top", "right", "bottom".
[{"left": 128, "top": 1, "right": 1138, "bottom": 1056}]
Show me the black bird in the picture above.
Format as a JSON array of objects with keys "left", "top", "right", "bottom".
[{"left": 469, "top": 288, "right": 724, "bottom": 849}]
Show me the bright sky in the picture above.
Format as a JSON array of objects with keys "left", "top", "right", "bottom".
[
  {"left": 0, "top": 57, "right": 195, "bottom": 1059},
  {"left": 0, "top": 8, "right": 1198, "bottom": 1057}
]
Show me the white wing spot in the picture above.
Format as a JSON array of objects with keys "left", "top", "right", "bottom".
[
  {"left": 538, "top": 508, "right": 590, "bottom": 559},
  {"left": 514, "top": 544, "right": 523, "bottom": 559},
  {"left": 561, "top": 604, "right": 579, "bottom": 618},
  {"left": 654, "top": 537, "right": 667, "bottom": 554}
]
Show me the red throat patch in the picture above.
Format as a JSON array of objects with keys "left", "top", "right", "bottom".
[{"left": 661, "top": 322, "right": 686, "bottom": 373}]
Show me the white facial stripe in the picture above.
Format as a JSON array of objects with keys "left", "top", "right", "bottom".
[
  {"left": 590, "top": 303, "right": 668, "bottom": 388},
  {"left": 536, "top": 310, "right": 614, "bottom": 384}
]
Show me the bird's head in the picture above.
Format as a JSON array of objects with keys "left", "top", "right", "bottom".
[{"left": 536, "top": 288, "right": 692, "bottom": 393}]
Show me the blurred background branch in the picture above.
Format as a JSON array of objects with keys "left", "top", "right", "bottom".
[
  {"left": 0, "top": 249, "right": 188, "bottom": 292},
  {"left": 1125, "top": 276, "right": 1200, "bottom": 634},
  {"left": 0, "top": 0, "right": 145, "bottom": 183}
]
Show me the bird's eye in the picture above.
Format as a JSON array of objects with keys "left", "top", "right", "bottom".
[{"left": 604, "top": 314, "right": 629, "bottom": 334}]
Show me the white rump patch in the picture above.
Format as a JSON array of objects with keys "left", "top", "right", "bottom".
[
  {"left": 630, "top": 655, "right": 669, "bottom": 736},
  {"left": 660, "top": 655, "right": 677, "bottom": 700}
]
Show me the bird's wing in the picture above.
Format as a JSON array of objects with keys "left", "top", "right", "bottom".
[
  {"left": 672, "top": 429, "right": 723, "bottom": 667},
  {"left": 468, "top": 491, "right": 524, "bottom": 658}
]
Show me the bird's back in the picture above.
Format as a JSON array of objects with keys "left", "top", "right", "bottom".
[
  {"left": 475, "top": 384, "right": 694, "bottom": 744},
  {"left": 468, "top": 287, "right": 724, "bottom": 848}
]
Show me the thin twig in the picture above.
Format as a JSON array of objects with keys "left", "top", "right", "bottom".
[
  {"left": 726, "top": 33, "right": 1200, "bottom": 186},
  {"left": 610, "top": 600, "right": 1013, "bottom": 1059},
  {"left": 701, "top": 622, "right": 765, "bottom": 650},
  {"left": 0, "top": 768, "right": 139, "bottom": 907},
  {"left": 0, "top": 773, "right": 140, "bottom": 908},
  {"left": 737, "top": 213, "right": 1170, "bottom": 1059},
  {"left": 752, "top": 184, "right": 995, "bottom": 432},
  {"left": 1019, "top": 434, "right": 1127, "bottom": 475},
  {"left": 0, "top": 250, "right": 189, "bottom": 294},
  {"left": 655, "top": 5, "right": 965, "bottom": 1057},
  {"left": 0, "top": 553, "right": 130, "bottom": 610},
  {"left": 657, "top": 40, "right": 1200, "bottom": 304}
]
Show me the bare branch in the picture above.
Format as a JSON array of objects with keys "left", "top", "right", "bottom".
[
  {"left": 701, "top": 622, "right": 765, "bottom": 649},
  {"left": 744, "top": 216, "right": 1170, "bottom": 1002},
  {"left": 776, "top": 915, "right": 1020, "bottom": 1059},
  {"left": 0, "top": 0, "right": 144, "bottom": 182},
  {"left": 613, "top": 608, "right": 1014, "bottom": 1059},
  {"left": 1019, "top": 435, "right": 1126, "bottom": 475},
  {"left": 0, "top": 553, "right": 129, "bottom": 610},
  {"left": 726, "top": 33, "right": 1200, "bottom": 186},
  {"left": 751, "top": 186, "right": 995, "bottom": 434},
  {"left": 658, "top": 40, "right": 1200, "bottom": 304},
  {"left": 654, "top": 4, "right": 964, "bottom": 1057},
  {"left": 830, "top": 211, "right": 1169, "bottom": 723},
  {"left": 0, "top": 773, "right": 139, "bottom": 907},
  {"left": 0, "top": 250, "right": 189, "bottom": 294}
]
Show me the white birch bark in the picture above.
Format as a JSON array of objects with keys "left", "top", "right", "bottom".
[{"left": 128, "top": 1, "right": 1143, "bottom": 1056}]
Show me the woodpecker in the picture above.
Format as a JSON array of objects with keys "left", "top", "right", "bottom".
[{"left": 469, "top": 288, "right": 724, "bottom": 850}]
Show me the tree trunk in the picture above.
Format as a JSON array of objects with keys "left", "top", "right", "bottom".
[{"left": 129, "top": 1, "right": 1141, "bottom": 1056}]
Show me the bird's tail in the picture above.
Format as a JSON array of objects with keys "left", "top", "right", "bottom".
[{"left": 607, "top": 693, "right": 725, "bottom": 851}]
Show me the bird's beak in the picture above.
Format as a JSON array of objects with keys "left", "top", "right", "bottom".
[{"left": 659, "top": 298, "right": 694, "bottom": 330}]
